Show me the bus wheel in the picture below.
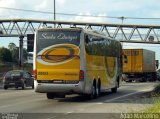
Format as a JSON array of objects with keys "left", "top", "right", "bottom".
[
  {"left": 111, "top": 81, "right": 118, "bottom": 93},
  {"left": 46, "top": 93, "right": 55, "bottom": 99},
  {"left": 96, "top": 80, "right": 101, "bottom": 97},
  {"left": 90, "top": 84, "right": 96, "bottom": 99}
]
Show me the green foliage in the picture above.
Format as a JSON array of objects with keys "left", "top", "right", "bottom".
[
  {"left": 145, "top": 98, "right": 160, "bottom": 113},
  {"left": 8, "top": 42, "right": 19, "bottom": 63},
  {"left": 0, "top": 42, "right": 28, "bottom": 64},
  {"left": 0, "top": 47, "right": 12, "bottom": 62},
  {"left": 144, "top": 84, "right": 160, "bottom": 113},
  {"left": 23, "top": 48, "right": 28, "bottom": 60},
  {"left": 8, "top": 42, "right": 17, "bottom": 51}
]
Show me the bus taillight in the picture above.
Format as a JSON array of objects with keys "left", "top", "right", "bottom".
[
  {"left": 33, "top": 69, "right": 37, "bottom": 79},
  {"left": 79, "top": 70, "right": 84, "bottom": 80}
]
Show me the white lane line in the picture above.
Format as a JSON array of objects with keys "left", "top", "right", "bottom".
[
  {"left": 0, "top": 98, "right": 43, "bottom": 109},
  {"left": 96, "top": 102, "right": 103, "bottom": 105},
  {"left": 46, "top": 116, "right": 57, "bottom": 119},
  {"left": 66, "top": 111, "right": 74, "bottom": 114},
  {"left": 104, "top": 88, "right": 153, "bottom": 103},
  {"left": 63, "top": 111, "right": 75, "bottom": 115},
  {"left": 0, "top": 90, "right": 34, "bottom": 96}
]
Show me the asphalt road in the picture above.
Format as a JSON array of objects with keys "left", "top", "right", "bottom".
[{"left": 0, "top": 82, "right": 158, "bottom": 119}]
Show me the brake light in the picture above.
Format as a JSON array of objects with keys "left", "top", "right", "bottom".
[
  {"left": 33, "top": 69, "right": 37, "bottom": 79},
  {"left": 79, "top": 70, "right": 84, "bottom": 80},
  {"left": 19, "top": 77, "right": 24, "bottom": 80}
]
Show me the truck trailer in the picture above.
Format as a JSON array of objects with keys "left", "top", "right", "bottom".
[{"left": 123, "top": 49, "right": 157, "bottom": 82}]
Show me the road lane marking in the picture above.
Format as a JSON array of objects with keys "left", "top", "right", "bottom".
[
  {"left": 46, "top": 116, "right": 57, "bottom": 119},
  {"left": 0, "top": 90, "right": 34, "bottom": 97},
  {"left": 96, "top": 102, "right": 103, "bottom": 105},
  {"left": 66, "top": 111, "right": 74, "bottom": 114},
  {"left": 104, "top": 88, "right": 153, "bottom": 103},
  {"left": 0, "top": 98, "right": 44, "bottom": 109}
]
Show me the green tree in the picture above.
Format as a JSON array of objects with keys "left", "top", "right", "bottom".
[
  {"left": 12, "top": 47, "right": 19, "bottom": 63},
  {"left": 8, "top": 42, "right": 17, "bottom": 51},
  {"left": 0, "top": 47, "right": 12, "bottom": 63},
  {"left": 8, "top": 42, "right": 28, "bottom": 63},
  {"left": 8, "top": 42, "right": 19, "bottom": 63},
  {"left": 23, "top": 48, "right": 28, "bottom": 61}
]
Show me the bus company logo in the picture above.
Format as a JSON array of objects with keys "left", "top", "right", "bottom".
[
  {"left": 37, "top": 44, "right": 79, "bottom": 65},
  {"left": 104, "top": 57, "right": 117, "bottom": 78}
]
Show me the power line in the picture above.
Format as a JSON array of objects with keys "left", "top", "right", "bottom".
[
  {"left": 1, "top": 7, "right": 160, "bottom": 20},
  {"left": 0, "top": 6, "right": 118, "bottom": 18}
]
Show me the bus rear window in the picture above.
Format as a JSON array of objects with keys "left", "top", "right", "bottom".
[{"left": 37, "top": 30, "right": 80, "bottom": 53}]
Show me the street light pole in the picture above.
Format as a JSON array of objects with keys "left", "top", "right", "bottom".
[
  {"left": 121, "top": 16, "right": 125, "bottom": 40},
  {"left": 54, "top": 0, "right": 56, "bottom": 20},
  {"left": 121, "top": 16, "right": 124, "bottom": 24},
  {"left": 53, "top": 0, "right": 56, "bottom": 27}
]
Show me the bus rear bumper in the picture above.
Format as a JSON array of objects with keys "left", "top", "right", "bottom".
[{"left": 34, "top": 80, "right": 84, "bottom": 94}]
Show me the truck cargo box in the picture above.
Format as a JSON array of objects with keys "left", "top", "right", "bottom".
[{"left": 123, "top": 49, "right": 156, "bottom": 73}]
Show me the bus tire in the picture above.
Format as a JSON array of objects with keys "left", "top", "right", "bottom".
[
  {"left": 96, "top": 80, "right": 101, "bottom": 97},
  {"left": 111, "top": 86, "right": 117, "bottom": 93},
  {"left": 46, "top": 93, "right": 55, "bottom": 99},
  {"left": 89, "top": 83, "right": 96, "bottom": 99},
  {"left": 111, "top": 80, "right": 118, "bottom": 93}
]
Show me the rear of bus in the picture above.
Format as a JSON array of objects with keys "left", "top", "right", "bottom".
[{"left": 34, "top": 28, "right": 85, "bottom": 95}]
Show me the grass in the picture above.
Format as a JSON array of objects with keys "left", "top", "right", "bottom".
[
  {"left": 144, "top": 83, "right": 160, "bottom": 113},
  {"left": 145, "top": 100, "right": 160, "bottom": 113}
]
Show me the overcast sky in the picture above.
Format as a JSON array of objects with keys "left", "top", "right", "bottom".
[
  {"left": 0, "top": 0, "right": 160, "bottom": 61},
  {"left": 1, "top": 0, "right": 160, "bottom": 23}
]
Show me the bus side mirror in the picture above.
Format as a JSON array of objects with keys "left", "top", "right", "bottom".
[
  {"left": 85, "top": 35, "right": 89, "bottom": 44},
  {"left": 124, "top": 55, "right": 128, "bottom": 63}
]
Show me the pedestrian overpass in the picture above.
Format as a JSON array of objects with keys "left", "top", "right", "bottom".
[{"left": 0, "top": 18, "right": 160, "bottom": 65}]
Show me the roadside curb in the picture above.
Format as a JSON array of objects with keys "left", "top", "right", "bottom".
[{"left": 104, "top": 88, "right": 155, "bottom": 103}]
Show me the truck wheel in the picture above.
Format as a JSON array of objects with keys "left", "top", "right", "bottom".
[{"left": 46, "top": 93, "right": 55, "bottom": 99}]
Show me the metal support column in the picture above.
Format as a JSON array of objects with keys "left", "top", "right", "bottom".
[{"left": 19, "top": 35, "right": 24, "bottom": 67}]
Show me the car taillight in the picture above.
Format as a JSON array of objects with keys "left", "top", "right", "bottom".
[
  {"left": 33, "top": 69, "right": 37, "bottom": 79},
  {"left": 79, "top": 70, "right": 84, "bottom": 80},
  {"left": 19, "top": 77, "right": 24, "bottom": 80}
]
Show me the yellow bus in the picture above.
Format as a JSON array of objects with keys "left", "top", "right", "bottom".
[{"left": 33, "top": 28, "right": 123, "bottom": 99}]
